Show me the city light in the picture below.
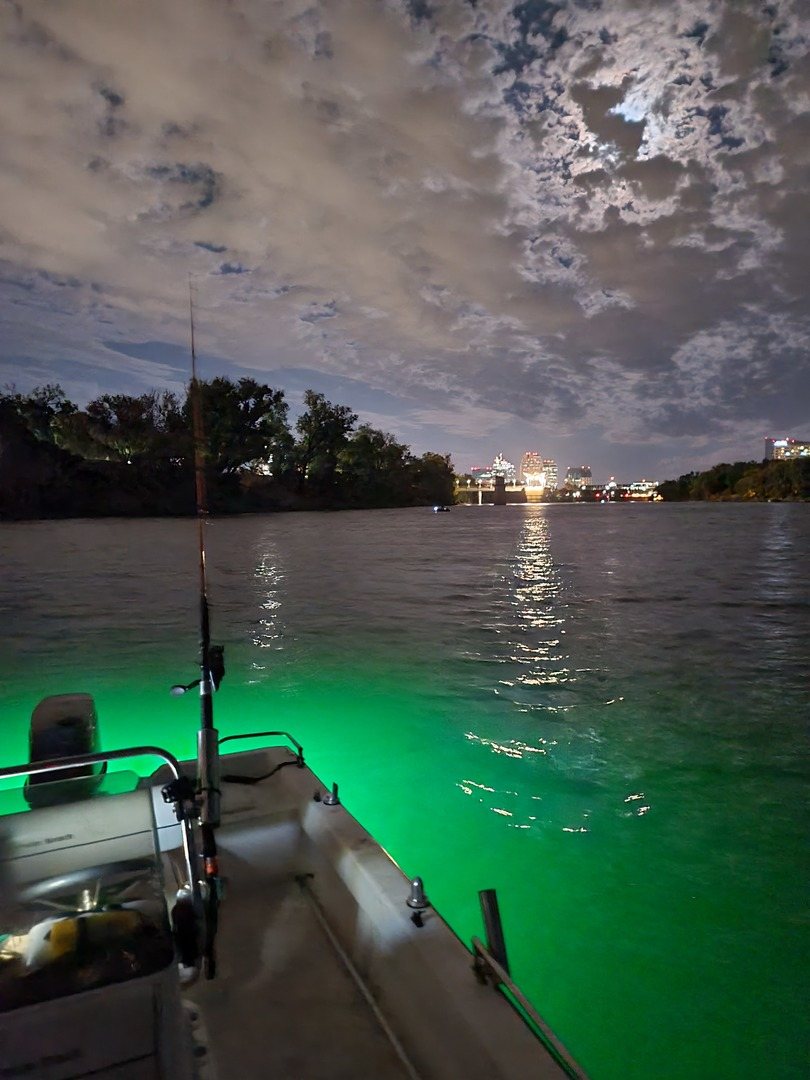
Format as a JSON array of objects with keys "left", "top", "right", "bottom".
[
  {"left": 461, "top": 452, "right": 662, "bottom": 503},
  {"left": 765, "top": 436, "right": 810, "bottom": 460}
]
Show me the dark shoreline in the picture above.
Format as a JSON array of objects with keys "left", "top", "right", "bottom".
[{"left": 4, "top": 494, "right": 808, "bottom": 524}]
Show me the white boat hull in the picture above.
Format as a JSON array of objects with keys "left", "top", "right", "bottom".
[{"left": 167, "top": 745, "right": 570, "bottom": 1080}]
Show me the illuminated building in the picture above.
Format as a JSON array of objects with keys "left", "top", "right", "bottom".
[
  {"left": 765, "top": 437, "right": 810, "bottom": 460},
  {"left": 519, "top": 452, "right": 558, "bottom": 492},
  {"left": 628, "top": 480, "right": 659, "bottom": 498},
  {"left": 491, "top": 453, "right": 517, "bottom": 484},
  {"left": 520, "top": 451, "right": 544, "bottom": 487},
  {"left": 564, "top": 465, "right": 592, "bottom": 489},
  {"left": 470, "top": 454, "right": 517, "bottom": 485}
]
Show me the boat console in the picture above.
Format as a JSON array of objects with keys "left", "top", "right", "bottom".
[
  {"left": 0, "top": 695, "right": 200, "bottom": 1079},
  {"left": 0, "top": 785, "right": 193, "bottom": 1078}
]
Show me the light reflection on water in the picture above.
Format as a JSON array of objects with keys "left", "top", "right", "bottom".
[
  {"left": 0, "top": 504, "right": 808, "bottom": 1080},
  {"left": 251, "top": 547, "right": 284, "bottom": 655}
]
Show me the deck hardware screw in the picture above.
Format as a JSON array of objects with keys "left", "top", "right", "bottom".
[
  {"left": 406, "top": 877, "right": 430, "bottom": 912},
  {"left": 322, "top": 782, "right": 340, "bottom": 806}
]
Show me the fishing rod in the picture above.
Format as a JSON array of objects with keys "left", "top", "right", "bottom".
[
  {"left": 172, "top": 281, "right": 224, "bottom": 979},
  {"left": 188, "top": 282, "right": 223, "bottom": 835}
]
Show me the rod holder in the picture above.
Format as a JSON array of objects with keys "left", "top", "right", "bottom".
[
  {"left": 406, "top": 877, "right": 430, "bottom": 912},
  {"left": 322, "top": 782, "right": 340, "bottom": 806},
  {"left": 479, "top": 888, "right": 510, "bottom": 975},
  {"left": 197, "top": 726, "right": 221, "bottom": 828}
]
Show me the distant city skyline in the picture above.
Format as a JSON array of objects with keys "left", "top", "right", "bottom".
[
  {"left": 469, "top": 450, "right": 650, "bottom": 488},
  {"left": 468, "top": 430, "right": 810, "bottom": 485}
]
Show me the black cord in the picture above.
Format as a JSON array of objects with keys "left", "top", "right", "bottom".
[{"left": 220, "top": 758, "right": 301, "bottom": 785}]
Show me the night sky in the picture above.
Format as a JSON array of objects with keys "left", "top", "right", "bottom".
[{"left": 1, "top": 0, "right": 808, "bottom": 481}]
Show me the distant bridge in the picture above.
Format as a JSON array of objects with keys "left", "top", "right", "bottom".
[
  {"left": 455, "top": 484, "right": 544, "bottom": 505},
  {"left": 455, "top": 484, "right": 661, "bottom": 505}
]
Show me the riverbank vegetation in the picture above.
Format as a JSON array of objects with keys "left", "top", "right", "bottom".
[
  {"left": 0, "top": 381, "right": 455, "bottom": 519},
  {"left": 659, "top": 458, "right": 810, "bottom": 501}
]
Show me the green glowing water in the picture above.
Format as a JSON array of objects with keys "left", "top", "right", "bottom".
[{"left": 1, "top": 506, "right": 808, "bottom": 1079}]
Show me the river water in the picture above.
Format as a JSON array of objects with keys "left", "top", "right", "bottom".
[{"left": 1, "top": 503, "right": 808, "bottom": 1078}]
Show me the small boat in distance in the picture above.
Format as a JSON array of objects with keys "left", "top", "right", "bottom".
[{"left": 432, "top": 504, "right": 451, "bottom": 512}]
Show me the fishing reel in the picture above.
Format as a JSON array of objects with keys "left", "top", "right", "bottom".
[{"left": 170, "top": 645, "right": 225, "bottom": 696}]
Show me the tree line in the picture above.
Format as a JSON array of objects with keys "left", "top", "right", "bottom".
[
  {"left": 0, "top": 380, "right": 455, "bottom": 519},
  {"left": 658, "top": 458, "right": 810, "bottom": 501}
]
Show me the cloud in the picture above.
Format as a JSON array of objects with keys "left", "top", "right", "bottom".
[{"left": 0, "top": 0, "right": 808, "bottom": 477}]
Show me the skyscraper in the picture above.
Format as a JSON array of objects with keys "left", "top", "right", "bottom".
[
  {"left": 520, "top": 451, "right": 544, "bottom": 486},
  {"left": 564, "top": 465, "right": 592, "bottom": 488},
  {"left": 542, "top": 459, "right": 558, "bottom": 490},
  {"left": 491, "top": 452, "right": 516, "bottom": 484}
]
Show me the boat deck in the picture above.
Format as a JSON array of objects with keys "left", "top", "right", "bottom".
[
  {"left": 158, "top": 746, "right": 573, "bottom": 1080},
  {"left": 0, "top": 743, "right": 577, "bottom": 1079},
  {"left": 188, "top": 840, "right": 413, "bottom": 1079}
]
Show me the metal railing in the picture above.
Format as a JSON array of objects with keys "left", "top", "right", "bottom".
[
  {"left": 0, "top": 746, "right": 201, "bottom": 909},
  {"left": 0, "top": 745, "right": 183, "bottom": 785},
  {"left": 219, "top": 729, "right": 304, "bottom": 763},
  {"left": 471, "top": 936, "right": 590, "bottom": 1080},
  {"left": 472, "top": 887, "right": 590, "bottom": 1080}
]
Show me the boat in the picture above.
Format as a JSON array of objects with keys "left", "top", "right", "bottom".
[
  {"left": 432, "top": 505, "right": 451, "bottom": 513},
  {"left": 0, "top": 712, "right": 587, "bottom": 1079},
  {"left": 0, "top": 301, "right": 588, "bottom": 1079}
]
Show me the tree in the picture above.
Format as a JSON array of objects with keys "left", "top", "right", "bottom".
[
  {"left": 689, "top": 461, "right": 752, "bottom": 499},
  {"left": 760, "top": 458, "right": 810, "bottom": 500},
  {"left": 0, "top": 384, "right": 76, "bottom": 444},
  {"left": 190, "top": 377, "right": 293, "bottom": 476},
  {"left": 661, "top": 459, "right": 810, "bottom": 501},
  {"left": 51, "top": 410, "right": 99, "bottom": 459},
  {"left": 294, "top": 390, "right": 357, "bottom": 494},
  {"left": 337, "top": 424, "right": 413, "bottom": 504},
  {"left": 658, "top": 472, "right": 697, "bottom": 501},
  {"left": 1, "top": 376, "right": 471, "bottom": 515},
  {"left": 410, "top": 452, "right": 455, "bottom": 505},
  {"left": 86, "top": 390, "right": 185, "bottom": 463},
  {"left": 733, "top": 466, "right": 763, "bottom": 499}
]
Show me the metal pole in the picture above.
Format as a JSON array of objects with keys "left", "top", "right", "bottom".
[{"left": 479, "top": 888, "right": 510, "bottom": 974}]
